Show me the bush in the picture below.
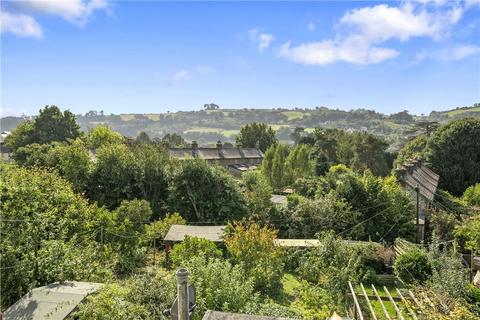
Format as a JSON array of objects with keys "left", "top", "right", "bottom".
[
  {"left": 394, "top": 249, "right": 432, "bottom": 284},
  {"left": 182, "top": 255, "right": 256, "bottom": 320},
  {"left": 225, "top": 223, "right": 284, "bottom": 294},
  {"left": 170, "top": 236, "right": 222, "bottom": 268}
]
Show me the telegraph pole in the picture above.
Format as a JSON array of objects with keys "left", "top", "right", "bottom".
[
  {"left": 176, "top": 269, "right": 189, "bottom": 320},
  {"left": 415, "top": 184, "right": 420, "bottom": 244}
]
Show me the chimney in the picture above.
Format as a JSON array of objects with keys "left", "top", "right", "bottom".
[
  {"left": 191, "top": 141, "right": 198, "bottom": 149},
  {"left": 216, "top": 140, "right": 223, "bottom": 149}
]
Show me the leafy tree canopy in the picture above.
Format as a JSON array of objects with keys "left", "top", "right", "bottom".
[{"left": 236, "top": 122, "right": 277, "bottom": 152}]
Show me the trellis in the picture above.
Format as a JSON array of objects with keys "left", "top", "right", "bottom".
[{"left": 347, "top": 281, "right": 422, "bottom": 320}]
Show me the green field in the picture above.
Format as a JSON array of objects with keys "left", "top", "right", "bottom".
[
  {"left": 282, "top": 111, "right": 305, "bottom": 121},
  {"left": 444, "top": 106, "right": 480, "bottom": 116}
]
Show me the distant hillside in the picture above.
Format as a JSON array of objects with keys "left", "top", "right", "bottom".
[{"left": 2, "top": 104, "right": 479, "bottom": 150}]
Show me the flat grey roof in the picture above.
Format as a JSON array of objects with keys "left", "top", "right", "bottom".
[
  {"left": 164, "top": 225, "right": 226, "bottom": 242},
  {"left": 4, "top": 281, "right": 102, "bottom": 320}
]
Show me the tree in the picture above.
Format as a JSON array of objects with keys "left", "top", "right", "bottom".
[
  {"left": 261, "top": 144, "right": 290, "bottom": 190},
  {"left": 86, "top": 126, "right": 124, "bottom": 149},
  {"left": 289, "top": 127, "right": 305, "bottom": 145},
  {"left": 426, "top": 118, "right": 480, "bottom": 195},
  {"left": 394, "top": 249, "right": 432, "bottom": 284},
  {"left": 170, "top": 236, "right": 222, "bottom": 268},
  {"left": 46, "top": 139, "right": 92, "bottom": 192},
  {"left": 88, "top": 144, "right": 139, "bottom": 209},
  {"left": 0, "top": 164, "right": 109, "bottom": 308},
  {"left": 168, "top": 159, "right": 248, "bottom": 222},
  {"left": 3, "top": 120, "right": 35, "bottom": 151},
  {"left": 393, "top": 134, "right": 428, "bottom": 169},
  {"left": 136, "top": 131, "right": 152, "bottom": 145},
  {"left": 182, "top": 255, "right": 256, "bottom": 320},
  {"left": 389, "top": 110, "right": 413, "bottom": 124},
  {"left": 32, "top": 105, "right": 81, "bottom": 144},
  {"left": 462, "top": 183, "right": 480, "bottom": 207},
  {"left": 242, "top": 171, "right": 274, "bottom": 222},
  {"left": 161, "top": 133, "right": 185, "bottom": 147},
  {"left": 236, "top": 122, "right": 277, "bottom": 152},
  {"left": 284, "top": 144, "right": 315, "bottom": 184},
  {"left": 225, "top": 223, "right": 284, "bottom": 294}
]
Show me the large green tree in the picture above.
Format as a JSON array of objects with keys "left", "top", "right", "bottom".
[
  {"left": 236, "top": 122, "right": 277, "bottom": 152},
  {"left": 168, "top": 159, "right": 248, "bottom": 222},
  {"left": 426, "top": 118, "right": 480, "bottom": 195}
]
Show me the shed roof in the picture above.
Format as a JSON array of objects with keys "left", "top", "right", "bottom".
[
  {"left": 164, "top": 225, "right": 226, "bottom": 242},
  {"left": 270, "top": 194, "right": 287, "bottom": 205},
  {"left": 202, "top": 311, "right": 293, "bottom": 320},
  {"left": 397, "top": 160, "right": 439, "bottom": 201},
  {"left": 4, "top": 281, "right": 102, "bottom": 320},
  {"left": 275, "top": 239, "right": 382, "bottom": 248}
]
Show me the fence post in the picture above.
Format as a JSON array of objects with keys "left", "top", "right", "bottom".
[{"left": 176, "top": 268, "right": 189, "bottom": 320}]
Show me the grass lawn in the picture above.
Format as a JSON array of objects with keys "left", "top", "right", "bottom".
[
  {"left": 120, "top": 114, "right": 136, "bottom": 121},
  {"left": 184, "top": 127, "right": 223, "bottom": 133},
  {"left": 222, "top": 129, "right": 239, "bottom": 137}
]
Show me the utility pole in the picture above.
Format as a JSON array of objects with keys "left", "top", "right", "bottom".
[
  {"left": 415, "top": 184, "right": 420, "bottom": 244},
  {"left": 176, "top": 269, "right": 189, "bottom": 320}
]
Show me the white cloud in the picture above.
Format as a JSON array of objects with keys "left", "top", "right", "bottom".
[
  {"left": 279, "top": 1, "right": 470, "bottom": 66},
  {"left": 1, "top": 0, "right": 110, "bottom": 38},
  {"left": 249, "top": 28, "right": 274, "bottom": 52},
  {"left": 16, "top": 0, "right": 110, "bottom": 26},
  {"left": 171, "top": 70, "right": 191, "bottom": 85},
  {"left": 0, "top": 11, "right": 43, "bottom": 39},
  {"left": 279, "top": 36, "right": 399, "bottom": 65},
  {"left": 416, "top": 44, "right": 480, "bottom": 62},
  {"left": 307, "top": 22, "right": 315, "bottom": 31}
]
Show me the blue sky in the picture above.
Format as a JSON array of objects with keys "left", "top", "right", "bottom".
[{"left": 1, "top": 1, "right": 479, "bottom": 116}]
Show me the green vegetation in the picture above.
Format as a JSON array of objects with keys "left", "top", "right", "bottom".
[{"left": 2, "top": 105, "right": 480, "bottom": 319}]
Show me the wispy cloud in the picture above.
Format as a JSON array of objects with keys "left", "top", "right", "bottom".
[
  {"left": 1, "top": 0, "right": 111, "bottom": 38},
  {"left": 196, "top": 65, "right": 214, "bottom": 74},
  {"left": 279, "top": 1, "right": 473, "bottom": 65},
  {"left": 171, "top": 70, "right": 191, "bottom": 85},
  {"left": 0, "top": 11, "right": 43, "bottom": 39},
  {"left": 307, "top": 22, "right": 315, "bottom": 31},
  {"left": 416, "top": 44, "right": 480, "bottom": 62},
  {"left": 249, "top": 28, "right": 274, "bottom": 52}
]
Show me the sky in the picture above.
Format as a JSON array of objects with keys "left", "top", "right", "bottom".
[{"left": 1, "top": 0, "right": 479, "bottom": 117}]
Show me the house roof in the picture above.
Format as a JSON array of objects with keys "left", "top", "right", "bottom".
[
  {"left": 229, "top": 163, "right": 259, "bottom": 172},
  {"left": 164, "top": 225, "right": 226, "bottom": 242},
  {"left": 202, "top": 311, "right": 294, "bottom": 320},
  {"left": 168, "top": 147, "right": 264, "bottom": 161},
  {"left": 4, "top": 281, "right": 102, "bottom": 320},
  {"left": 397, "top": 159, "right": 440, "bottom": 201},
  {"left": 0, "top": 131, "right": 11, "bottom": 144}
]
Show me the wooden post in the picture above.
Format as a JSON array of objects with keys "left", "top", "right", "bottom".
[
  {"left": 176, "top": 268, "right": 189, "bottom": 320},
  {"left": 100, "top": 224, "right": 104, "bottom": 248},
  {"left": 348, "top": 281, "right": 364, "bottom": 320},
  {"left": 415, "top": 184, "right": 420, "bottom": 244},
  {"left": 360, "top": 283, "right": 377, "bottom": 320}
]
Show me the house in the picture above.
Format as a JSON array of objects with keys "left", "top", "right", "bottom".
[
  {"left": 3, "top": 281, "right": 102, "bottom": 320},
  {"left": 0, "top": 131, "right": 12, "bottom": 162},
  {"left": 395, "top": 158, "right": 440, "bottom": 243},
  {"left": 168, "top": 141, "right": 264, "bottom": 175}
]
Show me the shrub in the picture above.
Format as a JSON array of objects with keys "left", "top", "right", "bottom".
[
  {"left": 225, "top": 223, "right": 284, "bottom": 294},
  {"left": 171, "top": 236, "right": 222, "bottom": 268},
  {"left": 394, "top": 249, "right": 432, "bottom": 284}
]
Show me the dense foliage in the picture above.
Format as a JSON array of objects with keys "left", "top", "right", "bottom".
[{"left": 236, "top": 122, "right": 277, "bottom": 152}]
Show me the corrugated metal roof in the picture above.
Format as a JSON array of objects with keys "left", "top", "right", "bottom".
[
  {"left": 4, "top": 281, "right": 102, "bottom": 320},
  {"left": 164, "top": 225, "right": 226, "bottom": 242},
  {"left": 202, "top": 311, "right": 294, "bottom": 320},
  {"left": 398, "top": 160, "right": 440, "bottom": 201}
]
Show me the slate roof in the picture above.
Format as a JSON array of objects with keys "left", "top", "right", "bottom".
[
  {"left": 0, "top": 131, "right": 11, "bottom": 144},
  {"left": 202, "top": 311, "right": 294, "bottom": 320},
  {"left": 164, "top": 225, "right": 226, "bottom": 242},
  {"left": 397, "top": 159, "right": 440, "bottom": 201},
  {"left": 168, "top": 147, "right": 264, "bottom": 161},
  {"left": 4, "top": 281, "right": 102, "bottom": 320}
]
